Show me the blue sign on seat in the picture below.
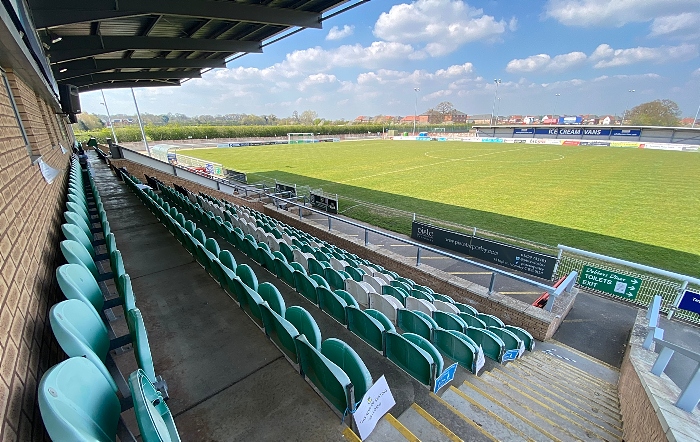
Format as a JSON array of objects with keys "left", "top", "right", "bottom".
[
  {"left": 433, "top": 363, "right": 458, "bottom": 393},
  {"left": 678, "top": 290, "right": 700, "bottom": 315}
]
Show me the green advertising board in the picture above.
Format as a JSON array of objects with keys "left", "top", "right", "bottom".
[{"left": 578, "top": 266, "right": 641, "bottom": 300}]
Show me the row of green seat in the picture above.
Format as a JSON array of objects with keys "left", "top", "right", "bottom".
[
  {"left": 166, "top": 186, "right": 452, "bottom": 389},
  {"left": 162, "top": 182, "right": 532, "bottom": 389},
  {"left": 39, "top": 155, "right": 180, "bottom": 442},
  {"left": 125, "top": 172, "right": 374, "bottom": 417}
]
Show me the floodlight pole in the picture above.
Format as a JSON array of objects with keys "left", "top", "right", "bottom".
[
  {"left": 624, "top": 89, "right": 635, "bottom": 124},
  {"left": 131, "top": 87, "right": 150, "bottom": 156},
  {"left": 413, "top": 87, "right": 420, "bottom": 135},
  {"left": 553, "top": 93, "right": 561, "bottom": 117},
  {"left": 692, "top": 103, "right": 700, "bottom": 128},
  {"left": 100, "top": 89, "right": 118, "bottom": 144},
  {"left": 491, "top": 79, "right": 501, "bottom": 125}
]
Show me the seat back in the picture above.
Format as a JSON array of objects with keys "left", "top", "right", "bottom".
[
  {"left": 127, "top": 308, "right": 158, "bottom": 383},
  {"left": 218, "top": 250, "right": 237, "bottom": 272},
  {"left": 433, "top": 311, "right": 468, "bottom": 333},
  {"left": 432, "top": 329, "right": 480, "bottom": 374},
  {"left": 56, "top": 264, "right": 105, "bottom": 312},
  {"left": 274, "top": 259, "right": 297, "bottom": 288},
  {"left": 128, "top": 369, "right": 181, "bottom": 442},
  {"left": 60, "top": 240, "right": 100, "bottom": 279},
  {"left": 295, "top": 335, "right": 353, "bottom": 413},
  {"left": 434, "top": 299, "right": 460, "bottom": 314},
  {"left": 39, "top": 357, "right": 121, "bottom": 442},
  {"left": 346, "top": 306, "right": 386, "bottom": 351},
  {"left": 384, "top": 331, "right": 436, "bottom": 386},
  {"left": 236, "top": 264, "right": 258, "bottom": 291},
  {"left": 204, "top": 238, "right": 221, "bottom": 257},
  {"left": 403, "top": 333, "right": 444, "bottom": 375},
  {"left": 260, "top": 304, "right": 300, "bottom": 363},
  {"left": 505, "top": 325, "right": 535, "bottom": 351},
  {"left": 458, "top": 313, "right": 487, "bottom": 329},
  {"left": 381, "top": 285, "right": 407, "bottom": 306},
  {"left": 345, "top": 279, "right": 370, "bottom": 307},
  {"left": 465, "top": 328, "right": 506, "bottom": 362},
  {"left": 397, "top": 309, "right": 435, "bottom": 340},
  {"left": 322, "top": 338, "right": 373, "bottom": 400},
  {"left": 293, "top": 249, "right": 309, "bottom": 270},
  {"left": 488, "top": 327, "right": 523, "bottom": 355},
  {"left": 294, "top": 272, "right": 319, "bottom": 304},
  {"left": 317, "top": 287, "right": 348, "bottom": 325},
  {"left": 478, "top": 313, "right": 505, "bottom": 328},
  {"left": 454, "top": 302, "right": 478, "bottom": 316},
  {"left": 406, "top": 297, "right": 436, "bottom": 316},
  {"left": 49, "top": 300, "right": 117, "bottom": 392},
  {"left": 362, "top": 274, "right": 385, "bottom": 294},
  {"left": 410, "top": 289, "right": 435, "bottom": 303},
  {"left": 257, "top": 282, "right": 286, "bottom": 316},
  {"left": 310, "top": 274, "right": 330, "bottom": 289},
  {"left": 368, "top": 293, "right": 400, "bottom": 324},
  {"left": 285, "top": 306, "right": 322, "bottom": 350},
  {"left": 61, "top": 223, "right": 96, "bottom": 258},
  {"left": 279, "top": 241, "right": 294, "bottom": 262}
]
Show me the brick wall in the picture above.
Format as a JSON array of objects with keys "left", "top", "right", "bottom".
[{"left": 0, "top": 68, "right": 72, "bottom": 441}]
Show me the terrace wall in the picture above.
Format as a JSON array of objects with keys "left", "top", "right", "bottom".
[{"left": 0, "top": 67, "right": 73, "bottom": 440}]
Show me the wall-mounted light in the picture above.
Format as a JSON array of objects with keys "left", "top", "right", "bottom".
[
  {"left": 51, "top": 36, "right": 62, "bottom": 44},
  {"left": 59, "top": 68, "right": 68, "bottom": 73}
]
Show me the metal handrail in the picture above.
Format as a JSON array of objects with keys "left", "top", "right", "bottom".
[{"left": 268, "top": 193, "right": 561, "bottom": 294}]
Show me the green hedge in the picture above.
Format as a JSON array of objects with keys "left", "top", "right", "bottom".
[{"left": 74, "top": 123, "right": 472, "bottom": 144}]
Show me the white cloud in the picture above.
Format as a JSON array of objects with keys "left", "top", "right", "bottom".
[
  {"left": 506, "top": 51, "right": 587, "bottom": 73},
  {"left": 422, "top": 90, "right": 453, "bottom": 101},
  {"left": 650, "top": 12, "right": 700, "bottom": 38},
  {"left": 544, "top": 0, "right": 698, "bottom": 27},
  {"left": 326, "top": 25, "right": 355, "bottom": 41},
  {"left": 374, "top": 0, "right": 509, "bottom": 56},
  {"left": 591, "top": 43, "right": 698, "bottom": 68},
  {"left": 692, "top": 68, "right": 700, "bottom": 77},
  {"left": 298, "top": 73, "right": 338, "bottom": 91}
]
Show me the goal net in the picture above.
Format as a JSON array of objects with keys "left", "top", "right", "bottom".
[{"left": 287, "top": 133, "right": 315, "bottom": 144}]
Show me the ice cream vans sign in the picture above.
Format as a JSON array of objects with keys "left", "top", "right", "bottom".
[{"left": 411, "top": 222, "right": 557, "bottom": 279}]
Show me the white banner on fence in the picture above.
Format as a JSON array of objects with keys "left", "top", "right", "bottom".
[{"left": 354, "top": 375, "right": 395, "bottom": 440}]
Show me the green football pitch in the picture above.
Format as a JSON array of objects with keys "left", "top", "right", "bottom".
[{"left": 179, "top": 140, "right": 700, "bottom": 276}]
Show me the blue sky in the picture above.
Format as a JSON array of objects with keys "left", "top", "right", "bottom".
[{"left": 80, "top": 0, "right": 700, "bottom": 120}]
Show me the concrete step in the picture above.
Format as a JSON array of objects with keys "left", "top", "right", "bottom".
[
  {"left": 428, "top": 392, "right": 499, "bottom": 442},
  {"left": 441, "top": 386, "right": 531, "bottom": 442},
  {"left": 342, "top": 427, "right": 362, "bottom": 442},
  {"left": 501, "top": 363, "right": 620, "bottom": 413},
  {"left": 475, "top": 372, "right": 622, "bottom": 441},
  {"left": 397, "top": 403, "right": 463, "bottom": 442},
  {"left": 365, "top": 413, "right": 420, "bottom": 442},
  {"left": 455, "top": 380, "right": 560, "bottom": 441},
  {"left": 485, "top": 368, "right": 623, "bottom": 431},
  {"left": 527, "top": 352, "right": 618, "bottom": 392},
  {"left": 514, "top": 358, "right": 620, "bottom": 406}
]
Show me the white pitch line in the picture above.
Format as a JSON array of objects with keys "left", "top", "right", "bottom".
[
  {"left": 420, "top": 256, "right": 449, "bottom": 260},
  {"left": 449, "top": 271, "right": 492, "bottom": 275},
  {"left": 389, "top": 244, "right": 413, "bottom": 247}
]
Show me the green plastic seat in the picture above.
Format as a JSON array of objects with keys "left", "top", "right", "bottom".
[
  {"left": 432, "top": 329, "right": 480, "bottom": 373},
  {"left": 126, "top": 308, "right": 161, "bottom": 386},
  {"left": 56, "top": 264, "right": 105, "bottom": 313},
  {"left": 61, "top": 240, "right": 102, "bottom": 281},
  {"left": 433, "top": 311, "right": 468, "bottom": 333},
  {"left": 295, "top": 272, "right": 320, "bottom": 303},
  {"left": 295, "top": 335, "right": 353, "bottom": 413},
  {"left": 128, "top": 369, "right": 181, "bottom": 442},
  {"left": 236, "top": 264, "right": 258, "bottom": 291},
  {"left": 478, "top": 313, "right": 505, "bottom": 328},
  {"left": 458, "top": 313, "right": 487, "bottom": 329},
  {"left": 218, "top": 250, "right": 237, "bottom": 272},
  {"left": 322, "top": 338, "right": 373, "bottom": 400},
  {"left": 397, "top": 310, "right": 436, "bottom": 340},
  {"left": 382, "top": 285, "right": 407, "bottom": 306},
  {"left": 62, "top": 223, "right": 97, "bottom": 259},
  {"left": 64, "top": 211, "right": 93, "bottom": 238},
  {"left": 391, "top": 280, "right": 412, "bottom": 294},
  {"left": 259, "top": 247, "right": 276, "bottom": 271},
  {"left": 317, "top": 287, "right": 349, "bottom": 325},
  {"left": 454, "top": 302, "right": 479, "bottom": 316},
  {"left": 384, "top": 331, "right": 436, "bottom": 387},
  {"left": 465, "top": 327, "right": 505, "bottom": 362},
  {"left": 505, "top": 326, "right": 535, "bottom": 351},
  {"left": 432, "top": 293, "right": 455, "bottom": 303},
  {"left": 279, "top": 241, "right": 295, "bottom": 263},
  {"left": 366, "top": 309, "right": 395, "bottom": 332},
  {"left": 257, "top": 282, "right": 286, "bottom": 316},
  {"left": 49, "top": 299, "right": 117, "bottom": 392},
  {"left": 193, "top": 228, "right": 206, "bottom": 245},
  {"left": 324, "top": 268, "right": 348, "bottom": 291},
  {"left": 307, "top": 258, "right": 328, "bottom": 277},
  {"left": 290, "top": 262, "right": 306, "bottom": 274},
  {"left": 260, "top": 304, "right": 300, "bottom": 363},
  {"left": 344, "top": 266, "right": 365, "bottom": 282},
  {"left": 285, "top": 306, "right": 322, "bottom": 350},
  {"left": 410, "top": 290, "right": 435, "bottom": 303},
  {"left": 488, "top": 327, "right": 523, "bottom": 354},
  {"left": 274, "top": 259, "right": 297, "bottom": 288},
  {"left": 39, "top": 357, "right": 122, "bottom": 442},
  {"left": 105, "top": 233, "right": 117, "bottom": 257},
  {"left": 310, "top": 274, "right": 330, "bottom": 289},
  {"left": 403, "top": 333, "right": 444, "bottom": 375},
  {"left": 346, "top": 307, "right": 387, "bottom": 351},
  {"left": 119, "top": 274, "right": 136, "bottom": 315},
  {"left": 66, "top": 201, "right": 92, "bottom": 226},
  {"left": 184, "top": 220, "right": 196, "bottom": 236}
]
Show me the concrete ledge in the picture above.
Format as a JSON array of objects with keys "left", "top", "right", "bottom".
[
  {"left": 620, "top": 310, "right": 700, "bottom": 442},
  {"left": 264, "top": 205, "right": 576, "bottom": 341}
]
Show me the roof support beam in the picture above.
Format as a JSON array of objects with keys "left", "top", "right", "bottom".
[
  {"left": 68, "top": 70, "right": 200, "bottom": 87},
  {"left": 29, "top": 0, "right": 322, "bottom": 29},
  {"left": 53, "top": 57, "right": 226, "bottom": 80},
  {"left": 49, "top": 36, "right": 261, "bottom": 63},
  {"left": 77, "top": 80, "right": 181, "bottom": 92}
]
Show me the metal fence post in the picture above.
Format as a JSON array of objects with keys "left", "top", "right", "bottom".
[
  {"left": 552, "top": 248, "right": 563, "bottom": 278},
  {"left": 364, "top": 229, "right": 369, "bottom": 246},
  {"left": 328, "top": 217, "right": 332, "bottom": 231},
  {"left": 299, "top": 205, "right": 302, "bottom": 219},
  {"left": 488, "top": 273, "right": 496, "bottom": 293},
  {"left": 416, "top": 248, "right": 421, "bottom": 266},
  {"left": 668, "top": 281, "right": 688, "bottom": 320}
]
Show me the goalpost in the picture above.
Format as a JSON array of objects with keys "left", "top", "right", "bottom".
[{"left": 287, "top": 133, "right": 315, "bottom": 144}]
